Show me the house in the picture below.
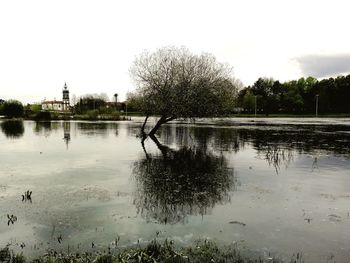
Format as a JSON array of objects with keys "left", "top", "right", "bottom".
[{"left": 42, "top": 100, "right": 65, "bottom": 111}]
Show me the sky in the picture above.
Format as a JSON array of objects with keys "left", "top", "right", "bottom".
[{"left": 0, "top": 0, "right": 350, "bottom": 104}]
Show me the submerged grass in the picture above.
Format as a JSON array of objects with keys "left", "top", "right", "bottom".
[{"left": 0, "top": 240, "right": 304, "bottom": 263}]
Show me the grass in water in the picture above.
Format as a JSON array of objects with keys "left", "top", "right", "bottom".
[{"left": 0, "top": 240, "right": 304, "bottom": 263}]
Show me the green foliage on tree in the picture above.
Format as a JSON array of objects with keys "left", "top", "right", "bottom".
[
  {"left": 2, "top": 100, "right": 24, "bottom": 118},
  {"left": 30, "top": 104, "right": 42, "bottom": 113},
  {"left": 282, "top": 82, "right": 304, "bottom": 112},
  {"left": 242, "top": 90, "right": 255, "bottom": 112},
  {"left": 130, "top": 46, "right": 240, "bottom": 137}
]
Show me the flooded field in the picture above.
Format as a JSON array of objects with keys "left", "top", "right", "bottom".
[{"left": 0, "top": 118, "right": 350, "bottom": 262}]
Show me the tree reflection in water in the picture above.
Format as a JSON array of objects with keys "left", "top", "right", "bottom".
[
  {"left": 133, "top": 136, "right": 236, "bottom": 224},
  {"left": 34, "top": 121, "right": 58, "bottom": 136},
  {"left": 0, "top": 120, "right": 24, "bottom": 139},
  {"left": 156, "top": 125, "right": 350, "bottom": 173}
]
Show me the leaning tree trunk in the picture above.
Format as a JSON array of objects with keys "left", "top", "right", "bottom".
[
  {"left": 149, "top": 116, "right": 176, "bottom": 137},
  {"left": 141, "top": 115, "right": 176, "bottom": 144},
  {"left": 148, "top": 116, "right": 166, "bottom": 137},
  {"left": 141, "top": 115, "right": 149, "bottom": 139}
]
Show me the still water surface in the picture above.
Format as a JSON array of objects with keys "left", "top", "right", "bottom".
[{"left": 0, "top": 118, "right": 350, "bottom": 262}]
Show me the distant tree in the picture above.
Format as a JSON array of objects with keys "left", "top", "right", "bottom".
[
  {"left": 242, "top": 90, "right": 255, "bottom": 112},
  {"left": 71, "top": 94, "right": 77, "bottom": 107},
  {"left": 250, "top": 77, "right": 280, "bottom": 115},
  {"left": 75, "top": 94, "right": 107, "bottom": 114},
  {"left": 315, "top": 78, "right": 336, "bottom": 113},
  {"left": 2, "top": 100, "right": 24, "bottom": 118},
  {"left": 297, "top": 77, "right": 317, "bottom": 113},
  {"left": 30, "top": 104, "right": 42, "bottom": 113},
  {"left": 333, "top": 75, "right": 350, "bottom": 112},
  {"left": 0, "top": 99, "right": 4, "bottom": 115},
  {"left": 98, "top": 93, "right": 109, "bottom": 102},
  {"left": 125, "top": 92, "right": 143, "bottom": 112},
  {"left": 130, "top": 46, "right": 240, "bottom": 138},
  {"left": 282, "top": 81, "right": 304, "bottom": 112}
]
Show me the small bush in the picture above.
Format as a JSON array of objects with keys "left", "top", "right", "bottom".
[{"left": 86, "top": 109, "right": 99, "bottom": 120}]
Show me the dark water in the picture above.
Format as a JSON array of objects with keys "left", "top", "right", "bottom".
[{"left": 0, "top": 119, "right": 350, "bottom": 262}]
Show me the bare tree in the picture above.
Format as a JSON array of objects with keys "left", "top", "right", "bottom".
[
  {"left": 98, "top": 93, "right": 109, "bottom": 102},
  {"left": 71, "top": 94, "right": 77, "bottom": 106},
  {"left": 130, "top": 46, "right": 240, "bottom": 139}
]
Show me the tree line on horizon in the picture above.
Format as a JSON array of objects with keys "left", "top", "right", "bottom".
[
  {"left": 1, "top": 73, "right": 350, "bottom": 119},
  {"left": 236, "top": 74, "right": 350, "bottom": 114},
  {"left": 0, "top": 94, "right": 128, "bottom": 119}
]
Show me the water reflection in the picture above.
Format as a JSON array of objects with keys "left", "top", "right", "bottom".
[
  {"left": 0, "top": 120, "right": 24, "bottom": 139},
  {"left": 154, "top": 125, "right": 350, "bottom": 172},
  {"left": 63, "top": 122, "right": 71, "bottom": 149},
  {"left": 236, "top": 127, "right": 350, "bottom": 155},
  {"left": 1, "top": 120, "right": 350, "bottom": 262},
  {"left": 31, "top": 121, "right": 121, "bottom": 147},
  {"left": 312, "top": 157, "right": 319, "bottom": 171},
  {"left": 77, "top": 122, "right": 119, "bottom": 137},
  {"left": 133, "top": 136, "right": 236, "bottom": 224},
  {"left": 34, "top": 122, "right": 60, "bottom": 136}
]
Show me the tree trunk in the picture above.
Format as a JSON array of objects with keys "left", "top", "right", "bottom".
[
  {"left": 141, "top": 115, "right": 149, "bottom": 139},
  {"left": 148, "top": 116, "right": 176, "bottom": 137},
  {"left": 148, "top": 116, "right": 166, "bottom": 137}
]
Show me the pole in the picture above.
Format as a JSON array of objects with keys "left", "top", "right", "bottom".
[
  {"left": 125, "top": 103, "right": 128, "bottom": 120},
  {"left": 254, "top": 96, "right": 257, "bottom": 117},
  {"left": 114, "top": 93, "right": 118, "bottom": 111},
  {"left": 315, "top": 94, "right": 319, "bottom": 117}
]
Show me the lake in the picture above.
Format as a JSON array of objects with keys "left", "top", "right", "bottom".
[{"left": 0, "top": 118, "right": 350, "bottom": 262}]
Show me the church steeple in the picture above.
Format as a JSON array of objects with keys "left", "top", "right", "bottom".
[{"left": 62, "top": 82, "right": 70, "bottom": 111}]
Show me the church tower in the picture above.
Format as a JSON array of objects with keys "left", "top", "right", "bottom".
[{"left": 62, "top": 82, "right": 70, "bottom": 111}]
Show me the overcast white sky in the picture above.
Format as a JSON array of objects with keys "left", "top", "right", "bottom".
[{"left": 1, "top": 0, "right": 350, "bottom": 104}]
